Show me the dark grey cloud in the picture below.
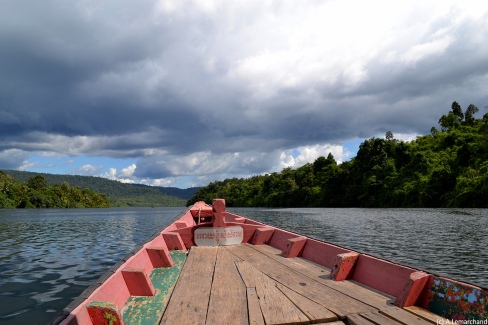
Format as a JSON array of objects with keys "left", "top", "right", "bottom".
[{"left": 1, "top": 0, "right": 487, "bottom": 185}]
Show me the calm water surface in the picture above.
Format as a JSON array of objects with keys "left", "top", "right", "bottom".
[{"left": 1, "top": 207, "right": 487, "bottom": 324}]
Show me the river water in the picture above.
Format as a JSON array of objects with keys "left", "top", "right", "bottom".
[{"left": 1, "top": 207, "right": 487, "bottom": 324}]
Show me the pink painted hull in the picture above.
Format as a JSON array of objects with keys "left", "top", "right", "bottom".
[{"left": 52, "top": 200, "right": 487, "bottom": 324}]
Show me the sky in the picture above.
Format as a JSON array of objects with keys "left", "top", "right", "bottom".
[{"left": 1, "top": 0, "right": 488, "bottom": 188}]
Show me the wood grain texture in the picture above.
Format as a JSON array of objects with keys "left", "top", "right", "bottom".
[
  {"left": 247, "top": 287, "right": 265, "bottom": 325},
  {"left": 360, "top": 310, "right": 403, "bottom": 324},
  {"left": 160, "top": 246, "right": 217, "bottom": 325},
  {"left": 346, "top": 313, "right": 377, "bottom": 325},
  {"left": 236, "top": 261, "right": 309, "bottom": 325},
  {"left": 404, "top": 306, "right": 447, "bottom": 324},
  {"left": 379, "top": 306, "right": 433, "bottom": 325},
  {"left": 275, "top": 283, "right": 338, "bottom": 323},
  {"left": 206, "top": 248, "right": 248, "bottom": 325},
  {"left": 227, "top": 244, "right": 375, "bottom": 318},
  {"left": 250, "top": 244, "right": 394, "bottom": 310}
]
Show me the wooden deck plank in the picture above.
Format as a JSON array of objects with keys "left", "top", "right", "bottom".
[
  {"left": 403, "top": 306, "right": 446, "bottom": 324},
  {"left": 247, "top": 288, "right": 265, "bottom": 325},
  {"left": 227, "top": 244, "right": 375, "bottom": 318},
  {"left": 160, "top": 246, "right": 217, "bottom": 325},
  {"left": 275, "top": 283, "right": 338, "bottom": 323},
  {"left": 249, "top": 245, "right": 433, "bottom": 325},
  {"left": 250, "top": 244, "right": 394, "bottom": 310},
  {"left": 206, "top": 248, "right": 248, "bottom": 325},
  {"left": 251, "top": 244, "right": 332, "bottom": 276},
  {"left": 236, "top": 261, "right": 310, "bottom": 325},
  {"left": 379, "top": 306, "right": 434, "bottom": 325},
  {"left": 360, "top": 310, "right": 403, "bottom": 324},
  {"left": 346, "top": 314, "right": 377, "bottom": 325}
]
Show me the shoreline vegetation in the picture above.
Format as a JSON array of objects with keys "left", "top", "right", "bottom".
[
  {"left": 0, "top": 173, "right": 111, "bottom": 208},
  {"left": 189, "top": 102, "right": 488, "bottom": 208},
  {"left": 0, "top": 172, "right": 196, "bottom": 208}
]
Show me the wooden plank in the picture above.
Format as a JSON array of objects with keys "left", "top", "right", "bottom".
[
  {"left": 275, "top": 283, "right": 338, "bottom": 323},
  {"left": 360, "top": 310, "right": 403, "bottom": 324},
  {"left": 247, "top": 288, "right": 265, "bottom": 325},
  {"left": 236, "top": 261, "right": 310, "bottom": 325},
  {"left": 403, "top": 306, "right": 446, "bottom": 324},
  {"left": 251, "top": 245, "right": 433, "bottom": 325},
  {"left": 346, "top": 314, "right": 377, "bottom": 325},
  {"left": 206, "top": 248, "right": 248, "bottom": 325},
  {"left": 227, "top": 245, "right": 375, "bottom": 318},
  {"left": 160, "top": 246, "right": 217, "bottom": 325},
  {"left": 379, "top": 306, "right": 434, "bottom": 325},
  {"left": 252, "top": 244, "right": 332, "bottom": 277},
  {"left": 250, "top": 244, "right": 394, "bottom": 310}
]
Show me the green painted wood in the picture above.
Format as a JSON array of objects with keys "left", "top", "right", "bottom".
[{"left": 122, "top": 250, "right": 186, "bottom": 325}]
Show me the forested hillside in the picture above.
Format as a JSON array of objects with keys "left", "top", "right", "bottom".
[
  {"left": 189, "top": 102, "right": 488, "bottom": 208},
  {"left": 3, "top": 171, "right": 198, "bottom": 207},
  {"left": 0, "top": 172, "right": 111, "bottom": 208}
]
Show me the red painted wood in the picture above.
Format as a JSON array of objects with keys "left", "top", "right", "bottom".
[
  {"left": 87, "top": 301, "right": 124, "bottom": 325},
  {"left": 329, "top": 252, "right": 359, "bottom": 281},
  {"left": 121, "top": 267, "right": 155, "bottom": 296},
  {"left": 163, "top": 231, "right": 187, "bottom": 251},
  {"left": 212, "top": 198, "right": 227, "bottom": 228},
  {"left": 146, "top": 246, "right": 174, "bottom": 268},
  {"left": 352, "top": 254, "right": 417, "bottom": 297},
  {"left": 394, "top": 271, "right": 429, "bottom": 307},
  {"left": 91, "top": 272, "right": 130, "bottom": 311},
  {"left": 125, "top": 248, "right": 154, "bottom": 271},
  {"left": 251, "top": 227, "right": 275, "bottom": 245},
  {"left": 190, "top": 201, "right": 213, "bottom": 218},
  {"left": 301, "top": 238, "right": 352, "bottom": 269},
  {"left": 267, "top": 228, "right": 301, "bottom": 251},
  {"left": 175, "top": 221, "right": 188, "bottom": 229},
  {"left": 281, "top": 236, "right": 307, "bottom": 258}
]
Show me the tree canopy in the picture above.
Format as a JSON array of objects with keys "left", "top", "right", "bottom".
[
  {"left": 0, "top": 172, "right": 111, "bottom": 208},
  {"left": 189, "top": 102, "right": 488, "bottom": 208}
]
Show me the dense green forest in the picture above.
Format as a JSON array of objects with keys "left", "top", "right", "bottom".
[
  {"left": 2, "top": 171, "right": 199, "bottom": 207},
  {"left": 0, "top": 172, "right": 111, "bottom": 208},
  {"left": 189, "top": 102, "right": 488, "bottom": 208}
]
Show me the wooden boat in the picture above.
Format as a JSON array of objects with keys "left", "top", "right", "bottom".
[{"left": 51, "top": 199, "right": 487, "bottom": 324}]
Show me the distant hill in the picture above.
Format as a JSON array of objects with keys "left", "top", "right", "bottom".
[{"left": 3, "top": 170, "right": 200, "bottom": 207}]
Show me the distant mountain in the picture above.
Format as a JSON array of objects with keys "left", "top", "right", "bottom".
[{"left": 2, "top": 170, "right": 200, "bottom": 207}]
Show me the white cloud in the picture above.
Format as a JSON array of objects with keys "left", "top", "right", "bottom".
[
  {"left": 101, "top": 164, "right": 137, "bottom": 183},
  {"left": 2, "top": 0, "right": 488, "bottom": 187},
  {"left": 119, "top": 164, "right": 136, "bottom": 178},
  {"left": 77, "top": 164, "right": 104, "bottom": 176},
  {"left": 0, "top": 149, "right": 30, "bottom": 170},
  {"left": 279, "top": 144, "right": 348, "bottom": 169}
]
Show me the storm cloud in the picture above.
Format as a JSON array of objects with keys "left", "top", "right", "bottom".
[{"left": 1, "top": 0, "right": 487, "bottom": 186}]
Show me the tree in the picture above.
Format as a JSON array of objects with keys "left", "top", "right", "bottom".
[
  {"left": 430, "top": 127, "right": 439, "bottom": 137},
  {"left": 27, "top": 175, "right": 48, "bottom": 191},
  {"left": 464, "top": 104, "right": 479, "bottom": 126},
  {"left": 451, "top": 101, "right": 464, "bottom": 121},
  {"left": 438, "top": 112, "right": 460, "bottom": 131},
  {"left": 385, "top": 131, "right": 394, "bottom": 141}
]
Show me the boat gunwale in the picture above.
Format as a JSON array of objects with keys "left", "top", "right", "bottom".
[
  {"left": 49, "top": 205, "right": 193, "bottom": 325},
  {"left": 51, "top": 203, "right": 488, "bottom": 324}
]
